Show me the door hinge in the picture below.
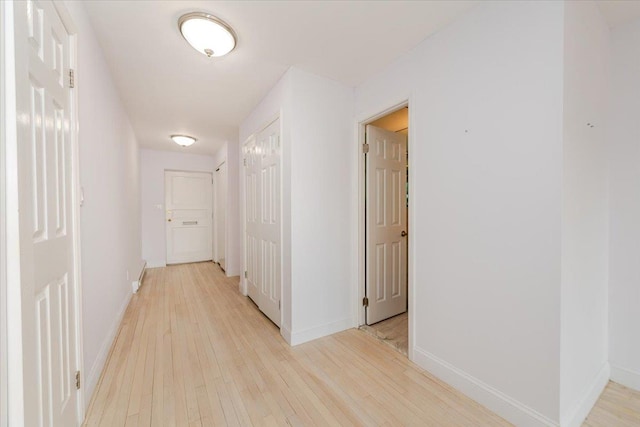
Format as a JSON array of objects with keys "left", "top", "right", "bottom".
[
  {"left": 244, "top": 270, "right": 247, "bottom": 278},
  {"left": 69, "top": 69, "right": 75, "bottom": 89},
  {"left": 243, "top": 158, "right": 247, "bottom": 167},
  {"left": 362, "top": 143, "right": 369, "bottom": 154},
  {"left": 278, "top": 300, "right": 281, "bottom": 310},
  {"left": 363, "top": 297, "right": 369, "bottom": 307},
  {"left": 75, "top": 371, "right": 81, "bottom": 390}
]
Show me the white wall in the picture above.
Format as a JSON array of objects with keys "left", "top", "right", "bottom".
[
  {"left": 608, "top": 17, "right": 640, "bottom": 392},
  {"left": 140, "top": 149, "right": 215, "bottom": 268},
  {"left": 356, "top": 2, "right": 564, "bottom": 425},
  {"left": 65, "top": 1, "right": 143, "bottom": 405},
  {"left": 288, "top": 68, "right": 355, "bottom": 344},
  {"left": 560, "top": 2, "right": 610, "bottom": 425}
]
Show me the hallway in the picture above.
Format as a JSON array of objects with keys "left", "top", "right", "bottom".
[{"left": 84, "top": 263, "right": 510, "bottom": 426}]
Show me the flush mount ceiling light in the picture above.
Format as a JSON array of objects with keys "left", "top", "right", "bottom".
[
  {"left": 178, "top": 12, "right": 236, "bottom": 58},
  {"left": 171, "top": 134, "right": 197, "bottom": 147}
]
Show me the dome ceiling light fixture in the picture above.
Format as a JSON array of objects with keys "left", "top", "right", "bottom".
[
  {"left": 178, "top": 12, "right": 237, "bottom": 58},
  {"left": 171, "top": 134, "right": 197, "bottom": 147}
]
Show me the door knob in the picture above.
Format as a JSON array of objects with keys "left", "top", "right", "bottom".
[{"left": 401, "top": 230, "right": 407, "bottom": 237}]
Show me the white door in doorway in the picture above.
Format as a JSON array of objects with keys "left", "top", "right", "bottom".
[
  {"left": 14, "top": 1, "right": 80, "bottom": 424},
  {"left": 243, "top": 119, "right": 281, "bottom": 327},
  {"left": 366, "top": 125, "right": 408, "bottom": 325},
  {"left": 165, "top": 171, "right": 213, "bottom": 264},
  {"left": 214, "top": 163, "right": 227, "bottom": 270}
]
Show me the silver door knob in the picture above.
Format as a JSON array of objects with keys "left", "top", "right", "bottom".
[{"left": 401, "top": 230, "right": 407, "bottom": 237}]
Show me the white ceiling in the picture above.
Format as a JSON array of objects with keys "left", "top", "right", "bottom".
[
  {"left": 82, "top": 0, "right": 477, "bottom": 155},
  {"left": 83, "top": 1, "right": 640, "bottom": 156}
]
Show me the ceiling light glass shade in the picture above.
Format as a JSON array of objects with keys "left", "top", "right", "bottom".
[
  {"left": 178, "top": 12, "right": 236, "bottom": 57},
  {"left": 171, "top": 135, "right": 197, "bottom": 147}
]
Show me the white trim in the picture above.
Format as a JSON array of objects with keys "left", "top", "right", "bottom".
[
  {"left": 413, "top": 346, "right": 559, "bottom": 427},
  {"left": 288, "top": 316, "right": 355, "bottom": 346},
  {"left": 146, "top": 260, "right": 167, "bottom": 269},
  {"left": 0, "top": 2, "right": 8, "bottom": 425},
  {"left": 561, "top": 363, "right": 610, "bottom": 427},
  {"left": 611, "top": 364, "right": 640, "bottom": 392},
  {"left": 85, "top": 292, "right": 132, "bottom": 405},
  {"left": 280, "top": 324, "right": 292, "bottom": 345},
  {"left": 4, "top": 1, "right": 25, "bottom": 424}
]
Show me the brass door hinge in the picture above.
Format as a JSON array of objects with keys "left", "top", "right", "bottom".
[
  {"left": 363, "top": 297, "right": 369, "bottom": 307},
  {"left": 75, "top": 371, "right": 81, "bottom": 390}
]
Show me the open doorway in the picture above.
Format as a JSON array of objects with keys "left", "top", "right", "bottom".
[{"left": 359, "top": 106, "right": 409, "bottom": 356}]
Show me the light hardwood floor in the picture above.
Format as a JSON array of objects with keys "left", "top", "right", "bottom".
[
  {"left": 84, "top": 262, "right": 640, "bottom": 426},
  {"left": 84, "top": 262, "right": 509, "bottom": 426}
]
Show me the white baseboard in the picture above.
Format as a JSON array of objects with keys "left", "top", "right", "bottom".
[
  {"left": 146, "top": 260, "right": 166, "bottom": 269},
  {"left": 84, "top": 291, "right": 132, "bottom": 407},
  {"left": 413, "top": 346, "right": 558, "bottom": 427},
  {"left": 611, "top": 364, "right": 640, "bottom": 392},
  {"left": 289, "top": 316, "right": 356, "bottom": 346},
  {"left": 561, "top": 362, "right": 610, "bottom": 427}
]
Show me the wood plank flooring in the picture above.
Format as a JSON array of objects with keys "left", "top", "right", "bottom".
[
  {"left": 84, "top": 262, "right": 640, "bottom": 426},
  {"left": 584, "top": 382, "right": 640, "bottom": 426},
  {"left": 83, "top": 262, "right": 510, "bottom": 426}
]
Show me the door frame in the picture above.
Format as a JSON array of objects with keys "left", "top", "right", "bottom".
[
  {"left": 240, "top": 134, "right": 255, "bottom": 296},
  {"left": 4, "top": 1, "right": 85, "bottom": 423},
  {"left": 356, "top": 100, "right": 414, "bottom": 360},
  {"left": 213, "top": 161, "right": 226, "bottom": 267},
  {"left": 1, "top": 1, "right": 9, "bottom": 425}
]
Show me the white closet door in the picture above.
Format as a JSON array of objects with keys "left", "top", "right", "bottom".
[
  {"left": 243, "top": 119, "right": 281, "bottom": 327},
  {"left": 165, "top": 171, "right": 213, "bottom": 265},
  {"left": 14, "top": 1, "right": 80, "bottom": 425}
]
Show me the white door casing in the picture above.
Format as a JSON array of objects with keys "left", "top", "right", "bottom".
[
  {"left": 165, "top": 171, "right": 213, "bottom": 265},
  {"left": 366, "top": 125, "right": 408, "bottom": 325},
  {"left": 243, "top": 119, "right": 281, "bottom": 327},
  {"left": 214, "top": 163, "right": 227, "bottom": 270},
  {"left": 13, "top": 0, "right": 80, "bottom": 425},
  {"left": 244, "top": 136, "right": 259, "bottom": 302}
]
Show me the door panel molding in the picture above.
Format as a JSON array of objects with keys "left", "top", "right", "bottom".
[
  {"left": 366, "top": 125, "right": 408, "bottom": 325},
  {"left": 10, "top": 1, "right": 83, "bottom": 425}
]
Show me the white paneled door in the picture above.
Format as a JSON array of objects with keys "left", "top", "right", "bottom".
[
  {"left": 14, "top": 0, "right": 80, "bottom": 425},
  {"left": 366, "top": 125, "right": 408, "bottom": 325},
  {"left": 243, "top": 119, "right": 281, "bottom": 327},
  {"left": 165, "top": 171, "right": 213, "bottom": 265},
  {"left": 214, "top": 163, "right": 227, "bottom": 270}
]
